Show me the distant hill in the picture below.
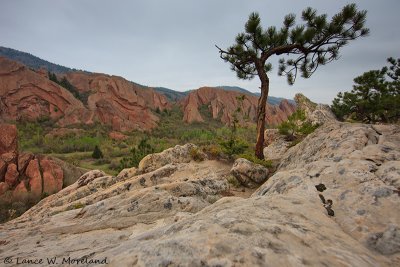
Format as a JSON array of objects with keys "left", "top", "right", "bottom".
[
  {"left": 153, "top": 87, "right": 188, "bottom": 102},
  {"left": 0, "top": 46, "right": 85, "bottom": 73},
  {"left": 0, "top": 46, "right": 294, "bottom": 105},
  {"left": 216, "top": 86, "right": 295, "bottom": 105}
]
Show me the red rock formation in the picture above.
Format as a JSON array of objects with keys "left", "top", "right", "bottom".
[
  {"left": 0, "top": 182, "right": 8, "bottom": 195},
  {"left": 26, "top": 159, "right": 42, "bottom": 199},
  {"left": 40, "top": 159, "right": 63, "bottom": 195},
  {"left": 0, "top": 123, "right": 67, "bottom": 202},
  {"left": 0, "top": 57, "right": 171, "bottom": 131},
  {"left": 0, "top": 57, "right": 87, "bottom": 124},
  {"left": 64, "top": 72, "right": 170, "bottom": 131},
  {"left": 181, "top": 87, "right": 296, "bottom": 126},
  {"left": 5, "top": 163, "right": 18, "bottom": 186},
  {"left": 0, "top": 124, "right": 18, "bottom": 164},
  {"left": 12, "top": 181, "right": 28, "bottom": 201}
]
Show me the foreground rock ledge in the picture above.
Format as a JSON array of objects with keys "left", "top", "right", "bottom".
[{"left": 0, "top": 125, "right": 399, "bottom": 266}]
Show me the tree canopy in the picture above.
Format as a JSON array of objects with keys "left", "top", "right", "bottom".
[
  {"left": 217, "top": 4, "right": 369, "bottom": 159},
  {"left": 332, "top": 57, "right": 400, "bottom": 123}
]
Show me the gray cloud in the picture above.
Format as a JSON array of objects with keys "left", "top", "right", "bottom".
[{"left": 1, "top": 0, "right": 399, "bottom": 103}]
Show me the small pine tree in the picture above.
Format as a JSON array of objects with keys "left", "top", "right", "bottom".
[{"left": 92, "top": 145, "right": 103, "bottom": 159}]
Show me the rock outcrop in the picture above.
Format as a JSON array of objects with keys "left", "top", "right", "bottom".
[
  {"left": 0, "top": 123, "right": 399, "bottom": 266},
  {"left": 138, "top": 143, "right": 207, "bottom": 173},
  {"left": 64, "top": 71, "right": 170, "bottom": 131},
  {"left": 230, "top": 158, "right": 269, "bottom": 188},
  {"left": 294, "top": 93, "right": 337, "bottom": 125},
  {"left": 0, "top": 123, "right": 85, "bottom": 204},
  {"left": 181, "top": 87, "right": 296, "bottom": 126},
  {"left": 0, "top": 57, "right": 170, "bottom": 131}
]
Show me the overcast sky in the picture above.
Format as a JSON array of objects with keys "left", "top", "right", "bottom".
[{"left": 1, "top": 0, "right": 399, "bottom": 103}]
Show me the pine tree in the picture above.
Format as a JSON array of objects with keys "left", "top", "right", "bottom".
[
  {"left": 332, "top": 58, "right": 400, "bottom": 123},
  {"left": 92, "top": 145, "right": 104, "bottom": 159},
  {"left": 217, "top": 4, "right": 368, "bottom": 159}
]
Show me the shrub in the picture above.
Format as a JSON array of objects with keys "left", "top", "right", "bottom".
[
  {"left": 202, "top": 144, "right": 223, "bottom": 159},
  {"left": 119, "top": 138, "right": 155, "bottom": 170},
  {"left": 237, "top": 153, "right": 273, "bottom": 168},
  {"left": 226, "top": 175, "right": 241, "bottom": 188},
  {"left": 278, "top": 109, "right": 319, "bottom": 141},
  {"left": 189, "top": 147, "right": 205, "bottom": 161},
  {"left": 92, "top": 145, "right": 104, "bottom": 159}
]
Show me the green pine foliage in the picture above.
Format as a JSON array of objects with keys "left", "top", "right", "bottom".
[
  {"left": 48, "top": 72, "right": 89, "bottom": 104},
  {"left": 219, "top": 95, "right": 249, "bottom": 157},
  {"left": 92, "top": 145, "right": 104, "bottom": 159},
  {"left": 332, "top": 57, "right": 400, "bottom": 123},
  {"left": 119, "top": 138, "right": 155, "bottom": 170},
  {"left": 217, "top": 4, "right": 369, "bottom": 159},
  {"left": 278, "top": 109, "right": 319, "bottom": 141}
]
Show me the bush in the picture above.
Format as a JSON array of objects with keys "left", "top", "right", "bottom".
[
  {"left": 237, "top": 153, "right": 273, "bottom": 168},
  {"left": 202, "top": 144, "right": 223, "bottom": 159},
  {"left": 278, "top": 109, "right": 319, "bottom": 141},
  {"left": 119, "top": 138, "right": 155, "bottom": 171},
  {"left": 331, "top": 57, "right": 400, "bottom": 123},
  {"left": 92, "top": 145, "right": 104, "bottom": 159},
  {"left": 219, "top": 138, "right": 248, "bottom": 157},
  {"left": 189, "top": 147, "right": 205, "bottom": 161}
]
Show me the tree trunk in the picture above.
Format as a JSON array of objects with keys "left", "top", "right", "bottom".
[{"left": 255, "top": 77, "right": 269, "bottom": 159}]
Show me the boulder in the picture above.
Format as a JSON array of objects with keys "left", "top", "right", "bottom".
[
  {"left": 40, "top": 159, "right": 64, "bottom": 195},
  {"left": 0, "top": 182, "right": 8, "bottom": 195},
  {"left": 26, "top": 159, "right": 42, "bottom": 199},
  {"left": 118, "top": 167, "right": 138, "bottom": 180},
  {"left": 231, "top": 158, "right": 269, "bottom": 188},
  {"left": 77, "top": 170, "right": 107, "bottom": 187},
  {"left": 12, "top": 181, "right": 28, "bottom": 201},
  {"left": 263, "top": 138, "right": 291, "bottom": 161},
  {"left": 4, "top": 163, "right": 18, "bottom": 186},
  {"left": 264, "top": 128, "right": 280, "bottom": 146},
  {"left": 138, "top": 143, "right": 207, "bottom": 174},
  {"left": 49, "top": 157, "right": 86, "bottom": 187}
]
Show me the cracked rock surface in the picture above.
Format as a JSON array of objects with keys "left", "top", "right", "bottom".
[{"left": 0, "top": 124, "right": 399, "bottom": 266}]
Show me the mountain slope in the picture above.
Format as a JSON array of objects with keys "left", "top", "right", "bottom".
[
  {"left": 0, "top": 46, "right": 84, "bottom": 73},
  {"left": 0, "top": 57, "right": 170, "bottom": 131}
]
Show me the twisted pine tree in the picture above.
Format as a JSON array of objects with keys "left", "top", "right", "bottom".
[{"left": 216, "top": 4, "right": 369, "bottom": 159}]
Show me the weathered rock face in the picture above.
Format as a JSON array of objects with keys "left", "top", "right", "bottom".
[
  {"left": 0, "top": 57, "right": 171, "bottom": 131},
  {"left": 138, "top": 143, "right": 207, "bottom": 173},
  {"left": 0, "top": 123, "right": 85, "bottom": 204},
  {"left": 181, "top": 87, "right": 296, "bottom": 126},
  {"left": 0, "top": 57, "right": 87, "bottom": 124},
  {"left": 256, "top": 122, "right": 400, "bottom": 264},
  {"left": 231, "top": 158, "right": 269, "bottom": 188},
  {"left": 64, "top": 72, "right": 171, "bottom": 131},
  {"left": 0, "top": 123, "right": 399, "bottom": 266},
  {"left": 294, "top": 93, "right": 337, "bottom": 125}
]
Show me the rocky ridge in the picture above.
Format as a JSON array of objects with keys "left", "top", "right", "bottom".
[
  {"left": 0, "top": 120, "right": 399, "bottom": 266},
  {"left": 294, "top": 93, "right": 337, "bottom": 125},
  {"left": 181, "top": 87, "right": 296, "bottom": 125},
  {"left": 0, "top": 57, "right": 170, "bottom": 131}
]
